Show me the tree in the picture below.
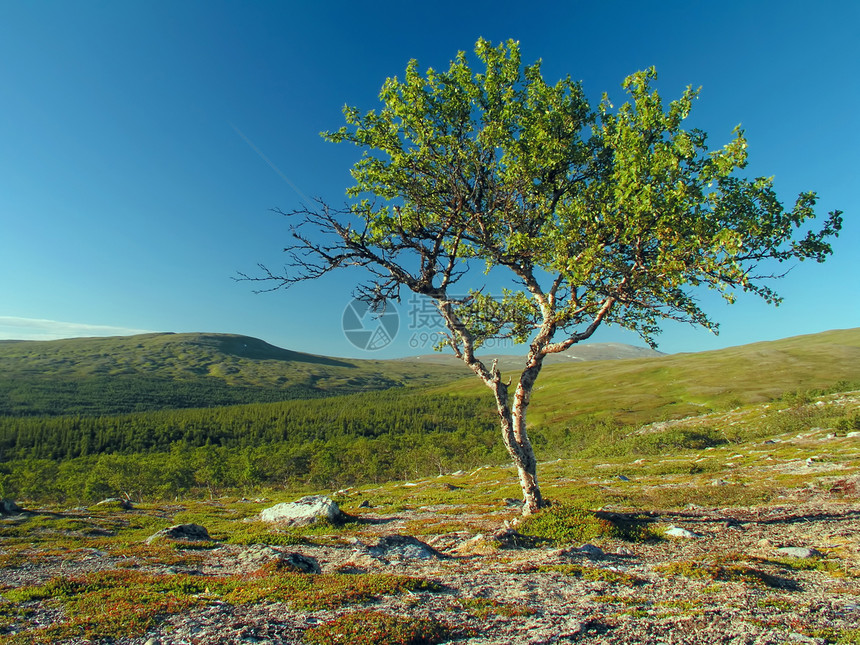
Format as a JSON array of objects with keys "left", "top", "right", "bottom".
[{"left": 242, "top": 39, "right": 841, "bottom": 514}]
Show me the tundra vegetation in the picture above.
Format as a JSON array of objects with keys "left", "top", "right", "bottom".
[
  {"left": 241, "top": 39, "right": 841, "bottom": 512},
  {"left": 0, "top": 384, "right": 858, "bottom": 643}
]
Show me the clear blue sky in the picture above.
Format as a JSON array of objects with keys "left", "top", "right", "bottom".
[{"left": 1, "top": 0, "right": 857, "bottom": 358}]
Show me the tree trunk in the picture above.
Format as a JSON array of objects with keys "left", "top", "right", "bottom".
[
  {"left": 493, "top": 387, "right": 545, "bottom": 515},
  {"left": 513, "top": 429, "right": 543, "bottom": 515},
  {"left": 509, "top": 352, "right": 547, "bottom": 515}
]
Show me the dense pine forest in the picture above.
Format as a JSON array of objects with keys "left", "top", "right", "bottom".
[{"left": 0, "top": 391, "right": 513, "bottom": 502}]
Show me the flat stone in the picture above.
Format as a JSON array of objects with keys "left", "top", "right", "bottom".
[
  {"left": 565, "top": 543, "right": 605, "bottom": 558},
  {"left": 238, "top": 547, "right": 320, "bottom": 574},
  {"left": 95, "top": 497, "right": 134, "bottom": 510},
  {"left": 146, "top": 523, "right": 212, "bottom": 544},
  {"left": 664, "top": 526, "right": 701, "bottom": 539},
  {"left": 369, "top": 535, "right": 442, "bottom": 562},
  {"left": 777, "top": 546, "right": 822, "bottom": 558}
]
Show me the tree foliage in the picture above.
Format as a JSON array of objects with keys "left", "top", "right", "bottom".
[{"left": 244, "top": 39, "right": 841, "bottom": 512}]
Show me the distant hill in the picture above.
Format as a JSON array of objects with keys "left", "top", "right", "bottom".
[
  {"left": 0, "top": 332, "right": 467, "bottom": 416},
  {"left": 401, "top": 342, "right": 663, "bottom": 372},
  {"left": 432, "top": 327, "right": 860, "bottom": 427},
  {"left": 1, "top": 328, "right": 858, "bottom": 479},
  {"left": 2, "top": 328, "right": 857, "bottom": 421}
]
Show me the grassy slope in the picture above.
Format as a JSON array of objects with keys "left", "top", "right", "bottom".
[
  {"left": 1, "top": 327, "right": 858, "bottom": 423},
  {"left": 0, "top": 332, "right": 468, "bottom": 415},
  {"left": 433, "top": 328, "right": 860, "bottom": 428}
]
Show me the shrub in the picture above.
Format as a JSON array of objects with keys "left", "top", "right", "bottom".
[
  {"left": 304, "top": 610, "right": 454, "bottom": 645},
  {"left": 518, "top": 504, "right": 613, "bottom": 545},
  {"left": 518, "top": 504, "right": 657, "bottom": 545}
]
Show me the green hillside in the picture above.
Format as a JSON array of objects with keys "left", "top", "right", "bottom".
[
  {"left": 0, "top": 332, "right": 468, "bottom": 416},
  {"left": 434, "top": 327, "right": 860, "bottom": 427},
  {"left": 1, "top": 328, "right": 858, "bottom": 502}
]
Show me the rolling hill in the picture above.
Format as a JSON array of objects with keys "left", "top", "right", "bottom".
[
  {"left": 0, "top": 332, "right": 467, "bottom": 415},
  {"left": 0, "top": 327, "right": 857, "bottom": 502},
  {"left": 433, "top": 327, "right": 860, "bottom": 427},
  {"left": 1, "top": 328, "right": 858, "bottom": 422},
  {"left": 0, "top": 332, "right": 661, "bottom": 416}
]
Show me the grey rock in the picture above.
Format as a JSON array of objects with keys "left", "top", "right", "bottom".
[
  {"left": 95, "top": 497, "right": 134, "bottom": 510},
  {"left": 369, "top": 535, "right": 442, "bottom": 562},
  {"left": 146, "top": 523, "right": 212, "bottom": 544},
  {"left": 0, "top": 499, "right": 22, "bottom": 515},
  {"left": 282, "top": 552, "right": 321, "bottom": 574},
  {"left": 777, "top": 546, "right": 822, "bottom": 559},
  {"left": 504, "top": 498, "right": 524, "bottom": 507},
  {"left": 236, "top": 545, "right": 320, "bottom": 574},
  {"left": 664, "top": 525, "right": 701, "bottom": 539},
  {"left": 616, "top": 475, "right": 630, "bottom": 481},
  {"left": 576, "top": 543, "right": 605, "bottom": 557},
  {"left": 787, "top": 633, "right": 826, "bottom": 644},
  {"left": 259, "top": 495, "right": 343, "bottom": 526},
  {"left": 562, "top": 543, "right": 605, "bottom": 558}
]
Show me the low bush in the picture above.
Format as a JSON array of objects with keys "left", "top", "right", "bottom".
[
  {"left": 304, "top": 610, "right": 455, "bottom": 645},
  {"left": 518, "top": 504, "right": 657, "bottom": 545}
]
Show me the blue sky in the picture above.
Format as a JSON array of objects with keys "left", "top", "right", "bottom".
[{"left": 1, "top": 0, "right": 857, "bottom": 359}]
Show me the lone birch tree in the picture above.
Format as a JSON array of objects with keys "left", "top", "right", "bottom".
[{"left": 244, "top": 39, "right": 841, "bottom": 514}]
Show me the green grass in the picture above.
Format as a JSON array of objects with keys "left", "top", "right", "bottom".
[
  {"left": 537, "top": 564, "right": 644, "bottom": 585},
  {"left": 455, "top": 597, "right": 536, "bottom": 618},
  {"left": 518, "top": 503, "right": 658, "bottom": 545},
  {"left": 433, "top": 327, "right": 860, "bottom": 429}
]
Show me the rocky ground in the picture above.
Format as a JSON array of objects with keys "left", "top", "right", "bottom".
[
  {"left": 2, "top": 397, "right": 859, "bottom": 644},
  {"left": 1, "top": 493, "right": 859, "bottom": 645}
]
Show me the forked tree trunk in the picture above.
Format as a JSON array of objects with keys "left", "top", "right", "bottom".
[{"left": 435, "top": 300, "right": 550, "bottom": 515}]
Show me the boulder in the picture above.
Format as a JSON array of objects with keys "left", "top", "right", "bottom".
[
  {"left": 368, "top": 535, "right": 443, "bottom": 562},
  {"left": 664, "top": 525, "right": 702, "bottom": 539},
  {"left": 146, "top": 523, "right": 212, "bottom": 544},
  {"left": 456, "top": 533, "right": 502, "bottom": 555},
  {"left": 236, "top": 545, "right": 320, "bottom": 574},
  {"left": 573, "top": 543, "right": 605, "bottom": 558},
  {"left": 0, "top": 499, "right": 22, "bottom": 515},
  {"left": 777, "top": 546, "right": 822, "bottom": 559},
  {"left": 260, "top": 495, "right": 344, "bottom": 526}
]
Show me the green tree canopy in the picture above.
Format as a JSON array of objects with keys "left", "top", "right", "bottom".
[{"left": 244, "top": 39, "right": 841, "bottom": 512}]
